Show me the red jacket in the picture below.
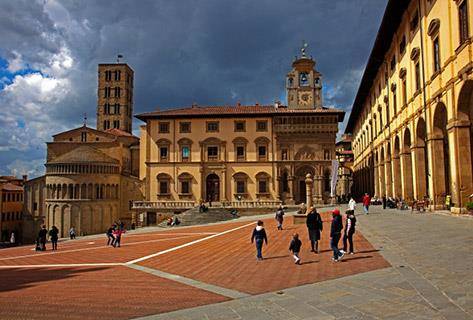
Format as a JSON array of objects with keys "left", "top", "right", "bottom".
[{"left": 362, "top": 195, "right": 371, "bottom": 206}]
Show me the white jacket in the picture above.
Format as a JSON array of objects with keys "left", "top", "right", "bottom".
[{"left": 348, "top": 199, "right": 356, "bottom": 211}]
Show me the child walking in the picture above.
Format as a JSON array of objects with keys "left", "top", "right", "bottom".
[{"left": 289, "top": 233, "right": 302, "bottom": 264}]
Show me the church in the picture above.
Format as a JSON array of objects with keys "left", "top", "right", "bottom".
[
  {"left": 136, "top": 47, "right": 345, "bottom": 214},
  {"left": 23, "top": 63, "right": 143, "bottom": 241}
]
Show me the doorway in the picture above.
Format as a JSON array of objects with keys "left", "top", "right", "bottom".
[{"left": 206, "top": 174, "right": 220, "bottom": 202}]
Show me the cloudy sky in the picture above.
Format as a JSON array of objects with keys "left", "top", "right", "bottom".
[{"left": 0, "top": 0, "right": 386, "bottom": 178}]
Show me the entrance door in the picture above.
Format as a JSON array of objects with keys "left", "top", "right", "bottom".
[
  {"left": 147, "top": 212, "right": 157, "bottom": 226},
  {"left": 206, "top": 174, "right": 220, "bottom": 202}
]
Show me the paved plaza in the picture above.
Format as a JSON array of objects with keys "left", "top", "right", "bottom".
[{"left": 0, "top": 207, "right": 472, "bottom": 319}]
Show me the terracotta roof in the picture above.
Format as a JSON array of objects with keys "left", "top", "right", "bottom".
[
  {"left": 1, "top": 183, "right": 23, "bottom": 191},
  {"left": 48, "top": 146, "right": 120, "bottom": 164},
  {"left": 105, "top": 128, "right": 134, "bottom": 137},
  {"left": 136, "top": 105, "right": 345, "bottom": 121}
]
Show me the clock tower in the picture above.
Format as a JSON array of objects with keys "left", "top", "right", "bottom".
[{"left": 286, "top": 43, "right": 323, "bottom": 109}]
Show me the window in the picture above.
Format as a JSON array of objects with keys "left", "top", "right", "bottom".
[
  {"left": 236, "top": 146, "right": 245, "bottom": 161},
  {"left": 410, "top": 10, "right": 419, "bottom": 32},
  {"left": 81, "top": 132, "right": 87, "bottom": 142},
  {"left": 115, "top": 70, "right": 121, "bottom": 81},
  {"left": 181, "top": 181, "right": 190, "bottom": 194},
  {"left": 159, "top": 181, "right": 169, "bottom": 194},
  {"left": 206, "top": 121, "right": 219, "bottom": 132},
  {"left": 415, "top": 62, "right": 421, "bottom": 91},
  {"left": 256, "top": 120, "right": 268, "bottom": 132},
  {"left": 287, "top": 77, "right": 294, "bottom": 87},
  {"left": 114, "top": 87, "right": 121, "bottom": 98},
  {"left": 299, "top": 72, "right": 309, "bottom": 86},
  {"left": 180, "top": 122, "right": 191, "bottom": 133},
  {"left": 160, "top": 147, "right": 168, "bottom": 161},
  {"left": 104, "top": 103, "right": 110, "bottom": 114},
  {"left": 258, "top": 180, "right": 268, "bottom": 193},
  {"left": 236, "top": 180, "right": 245, "bottom": 194},
  {"left": 207, "top": 146, "right": 218, "bottom": 161},
  {"left": 234, "top": 121, "right": 246, "bottom": 132},
  {"left": 103, "top": 120, "right": 110, "bottom": 130},
  {"left": 433, "top": 37, "right": 441, "bottom": 72},
  {"left": 459, "top": 0, "right": 469, "bottom": 44},
  {"left": 401, "top": 77, "right": 407, "bottom": 107},
  {"left": 113, "top": 103, "right": 120, "bottom": 114},
  {"left": 159, "top": 122, "right": 169, "bottom": 133},
  {"left": 105, "top": 70, "right": 112, "bottom": 81},
  {"left": 281, "top": 149, "right": 288, "bottom": 160},
  {"left": 258, "top": 146, "right": 267, "bottom": 160},
  {"left": 104, "top": 87, "right": 111, "bottom": 98},
  {"left": 181, "top": 146, "right": 190, "bottom": 162},
  {"left": 399, "top": 36, "right": 406, "bottom": 54},
  {"left": 393, "top": 89, "right": 397, "bottom": 117},
  {"left": 324, "top": 150, "right": 331, "bottom": 160},
  {"left": 390, "top": 56, "right": 396, "bottom": 72},
  {"left": 113, "top": 120, "right": 120, "bottom": 129}
]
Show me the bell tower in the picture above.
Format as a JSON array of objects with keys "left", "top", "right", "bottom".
[
  {"left": 286, "top": 42, "right": 323, "bottom": 109},
  {"left": 97, "top": 57, "right": 134, "bottom": 133}
]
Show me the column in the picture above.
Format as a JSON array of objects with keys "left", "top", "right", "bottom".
[
  {"left": 378, "top": 163, "right": 385, "bottom": 196},
  {"left": 221, "top": 169, "right": 227, "bottom": 202},
  {"left": 374, "top": 164, "right": 379, "bottom": 197},
  {"left": 411, "top": 146, "right": 426, "bottom": 200},
  {"left": 305, "top": 173, "right": 313, "bottom": 209},
  {"left": 315, "top": 175, "right": 324, "bottom": 204},
  {"left": 392, "top": 154, "right": 402, "bottom": 198},
  {"left": 287, "top": 176, "right": 295, "bottom": 204},
  {"left": 450, "top": 124, "right": 473, "bottom": 210},
  {"left": 385, "top": 159, "right": 393, "bottom": 197},
  {"left": 428, "top": 137, "right": 446, "bottom": 207},
  {"left": 400, "top": 151, "right": 414, "bottom": 201}
]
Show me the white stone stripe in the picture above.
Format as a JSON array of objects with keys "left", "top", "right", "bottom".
[
  {"left": 0, "top": 235, "right": 199, "bottom": 262},
  {"left": 126, "top": 264, "right": 250, "bottom": 299},
  {"left": 125, "top": 222, "right": 255, "bottom": 265},
  {"left": 0, "top": 263, "right": 123, "bottom": 268}
]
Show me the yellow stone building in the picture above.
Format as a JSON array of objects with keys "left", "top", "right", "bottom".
[
  {"left": 136, "top": 49, "right": 345, "bottom": 215},
  {"left": 0, "top": 176, "right": 25, "bottom": 242},
  {"left": 346, "top": 0, "right": 473, "bottom": 212},
  {"left": 23, "top": 63, "right": 143, "bottom": 241}
]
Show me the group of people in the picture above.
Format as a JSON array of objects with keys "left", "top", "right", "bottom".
[
  {"left": 252, "top": 205, "right": 357, "bottom": 264},
  {"left": 166, "top": 216, "right": 181, "bottom": 226},
  {"left": 106, "top": 221, "right": 126, "bottom": 247},
  {"left": 36, "top": 225, "right": 60, "bottom": 251}
]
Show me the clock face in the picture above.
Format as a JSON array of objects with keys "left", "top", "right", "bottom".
[{"left": 298, "top": 92, "right": 313, "bottom": 106}]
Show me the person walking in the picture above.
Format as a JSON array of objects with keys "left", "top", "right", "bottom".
[
  {"left": 348, "top": 197, "right": 356, "bottom": 214},
  {"left": 10, "top": 232, "right": 15, "bottom": 246},
  {"left": 38, "top": 225, "right": 48, "bottom": 251},
  {"left": 251, "top": 220, "right": 268, "bottom": 261},
  {"left": 330, "top": 209, "right": 345, "bottom": 262},
  {"left": 289, "top": 233, "right": 302, "bottom": 265},
  {"left": 343, "top": 210, "right": 357, "bottom": 254},
  {"left": 382, "top": 195, "right": 387, "bottom": 210},
  {"left": 113, "top": 227, "right": 125, "bottom": 247},
  {"left": 362, "top": 193, "right": 371, "bottom": 214},
  {"left": 106, "top": 225, "right": 116, "bottom": 246},
  {"left": 49, "top": 226, "right": 59, "bottom": 251},
  {"left": 275, "top": 205, "right": 285, "bottom": 230},
  {"left": 69, "top": 227, "right": 76, "bottom": 240},
  {"left": 306, "top": 207, "right": 323, "bottom": 253}
]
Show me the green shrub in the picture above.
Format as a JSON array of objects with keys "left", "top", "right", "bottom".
[{"left": 466, "top": 202, "right": 473, "bottom": 211}]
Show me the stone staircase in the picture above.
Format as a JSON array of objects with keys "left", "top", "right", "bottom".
[{"left": 159, "top": 206, "right": 238, "bottom": 227}]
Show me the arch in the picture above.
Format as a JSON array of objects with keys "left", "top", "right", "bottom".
[
  {"left": 81, "top": 205, "right": 92, "bottom": 236},
  {"left": 414, "top": 117, "right": 429, "bottom": 199},
  {"left": 432, "top": 102, "right": 451, "bottom": 200},
  {"left": 232, "top": 137, "right": 249, "bottom": 144},
  {"left": 93, "top": 205, "right": 104, "bottom": 234},
  {"left": 323, "top": 168, "right": 331, "bottom": 193},
  {"left": 254, "top": 136, "right": 270, "bottom": 144},
  {"left": 201, "top": 137, "right": 223, "bottom": 145},
  {"left": 255, "top": 171, "right": 271, "bottom": 179},
  {"left": 403, "top": 127, "right": 412, "bottom": 151},
  {"left": 232, "top": 171, "right": 249, "bottom": 179},
  {"left": 157, "top": 173, "right": 172, "bottom": 180},
  {"left": 178, "top": 172, "right": 194, "bottom": 180},
  {"left": 456, "top": 80, "right": 473, "bottom": 203},
  {"left": 177, "top": 138, "right": 193, "bottom": 146},
  {"left": 156, "top": 138, "right": 172, "bottom": 146}
]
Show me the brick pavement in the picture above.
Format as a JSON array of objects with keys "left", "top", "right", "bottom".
[{"left": 0, "top": 211, "right": 391, "bottom": 319}]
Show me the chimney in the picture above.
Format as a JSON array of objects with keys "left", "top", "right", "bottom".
[
  {"left": 237, "top": 101, "right": 241, "bottom": 107},
  {"left": 191, "top": 102, "right": 198, "bottom": 108},
  {"left": 255, "top": 102, "right": 259, "bottom": 107},
  {"left": 274, "top": 100, "right": 281, "bottom": 108}
]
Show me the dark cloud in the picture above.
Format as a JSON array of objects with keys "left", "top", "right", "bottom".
[{"left": 0, "top": 0, "right": 386, "bottom": 177}]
